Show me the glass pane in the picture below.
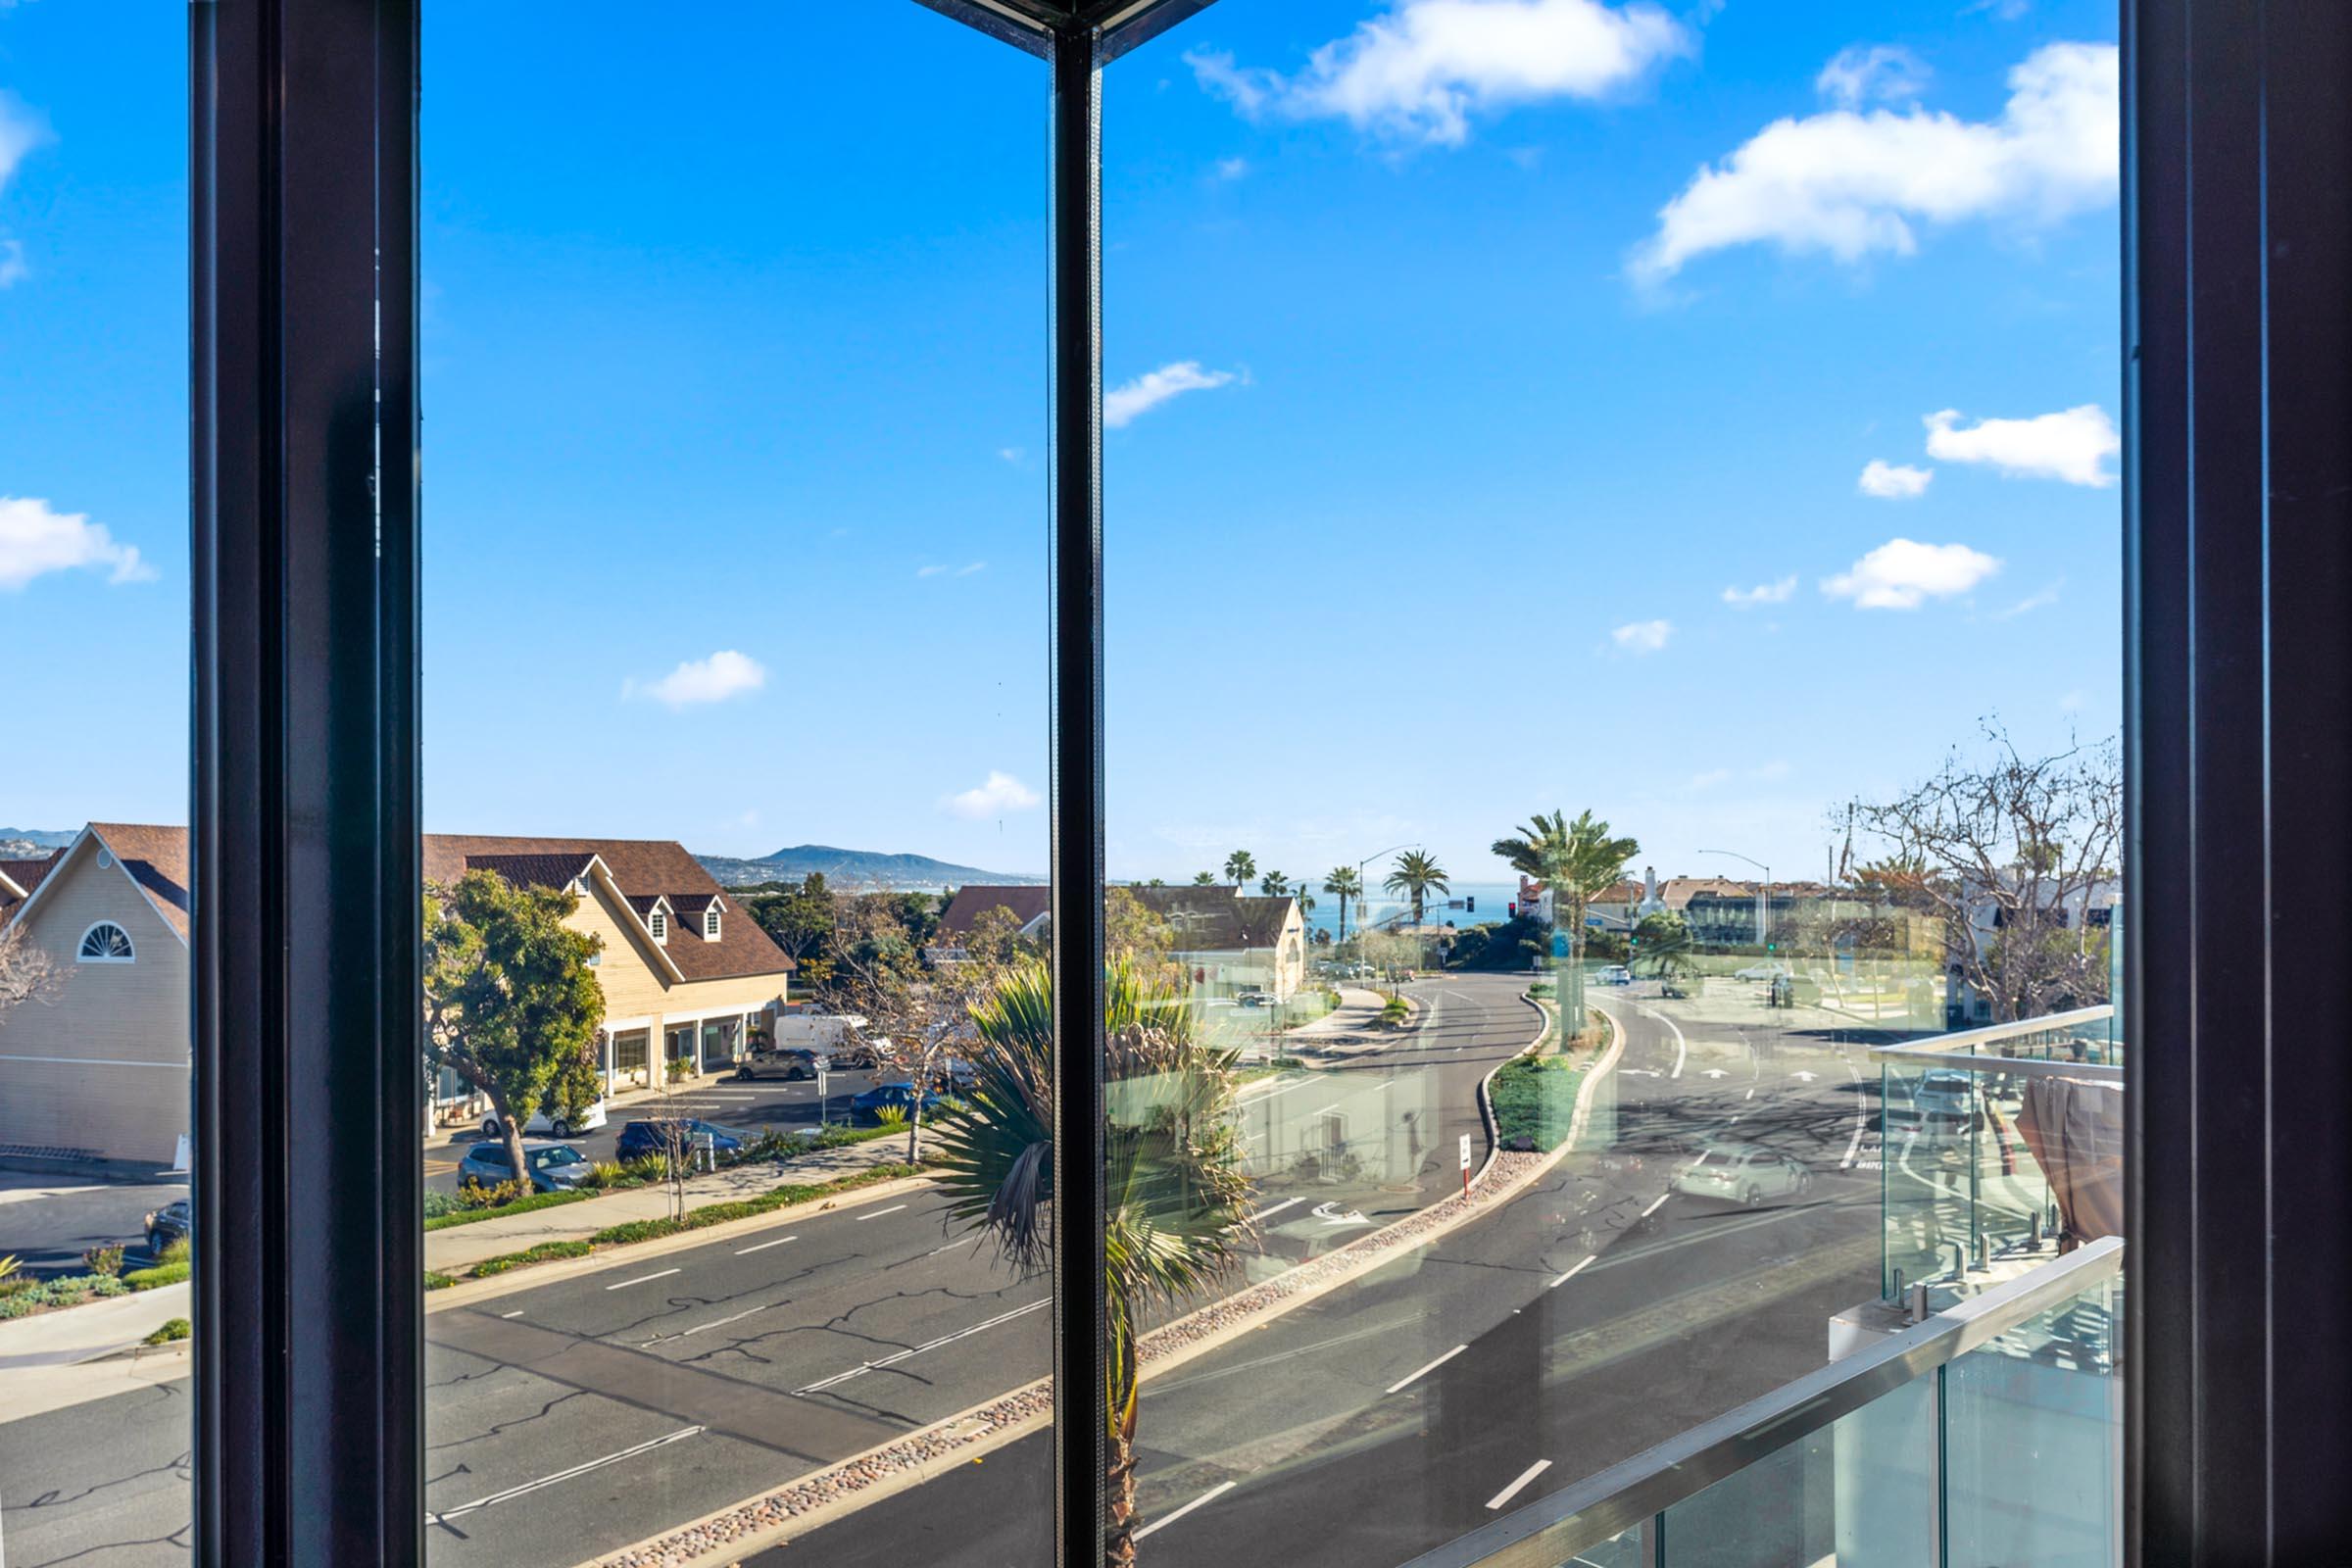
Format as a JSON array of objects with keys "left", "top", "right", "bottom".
[
  {"left": 1100, "top": 0, "right": 2122, "bottom": 1561},
  {"left": 420, "top": 6, "right": 1050, "bottom": 1564},
  {"left": 0, "top": 6, "right": 192, "bottom": 1563}
]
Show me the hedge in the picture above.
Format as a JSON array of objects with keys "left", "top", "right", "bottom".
[
  {"left": 122, "top": 1259, "right": 191, "bottom": 1292},
  {"left": 1490, "top": 1054, "right": 1586, "bottom": 1152}
]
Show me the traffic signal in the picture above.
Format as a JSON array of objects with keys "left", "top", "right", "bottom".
[
  {"left": 1508, "top": 902, "right": 1517, "bottom": 917},
  {"left": 1465, "top": 896, "right": 1476, "bottom": 912}
]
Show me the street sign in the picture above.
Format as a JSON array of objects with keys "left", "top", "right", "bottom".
[{"left": 1459, "top": 1131, "right": 1474, "bottom": 1196}]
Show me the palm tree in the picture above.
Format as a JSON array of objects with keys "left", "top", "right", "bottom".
[
  {"left": 1384, "top": 851, "right": 1450, "bottom": 927},
  {"left": 1321, "top": 865, "right": 1362, "bottom": 944},
  {"left": 930, "top": 959, "right": 1254, "bottom": 1565},
  {"left": 1492, "top": 809, "right": 1639, "bottom": 1020},
  {"left": 1258, "top": 870, "right": 1289, "bottom": 897},
  {"left": 1222, "top": 850, "right": 1255, "bottom": 889},
  {"left": 1191, "top": 870, "right": 1217, "bottom": 886}
]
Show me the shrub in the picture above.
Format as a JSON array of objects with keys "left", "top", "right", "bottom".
[
  {"left": 1528, "top": 982, "right": 1556, "bottom": 1000},
  {"left": 1490, "top": 1054, "right": 1583, "bottom": 1152},
  {"left": 158, "top": 1237, "right": 191, "bottom": 1267},
  {"left": 422, "top": 1189, "right": 459, "bottom": 1219},
  {"left": 871, "top": 1105, "right": 909, "bottom": 1130},
  {"left": 83, "top": 1244, "right": 126, "bottom": 1278},
  {"left": 123, "top": 1259, "right": 191, "bottom": 1291},
  {"left": 143, "top": 1316, "right": 192, "bottom": 1346},
  {"left": 470, "top": 1239, "right": 594, "bottom": 1278},
  {"left": 620, "top": 1154, "right": 669, "bottom": 1186},
  {"left": 424, "top": 1185, "right": 597, "bottom": 1231},
  {"left": 579, "top": 1159, "right": 628, "bottom": 1190},
  {"left": 422, "top": 1271, "right": 457, "bottom": 1291},
  {"left": 456, "top": 1177, "right": 530, "bottom": 1211},
  {"left": 589, "top": 1217, "right": 686, "bottom": 1247}
]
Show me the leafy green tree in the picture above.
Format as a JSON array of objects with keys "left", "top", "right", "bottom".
[
  {"left": 1383, "top": 851, "right": 1450, "bottom": 926},
  {"left": 931, "top": 958, "right": 1253, "bottom": 1566},
  {"left": 1320, "top": 866, "right": 1362, "bottom": 944},
  {"left": 740, "top": 872, "right": 834, "bottom": 971},
  {"left": 422, "top": 870, "right": 607, "bottom": 1194},
  {"left": 1492, "top": 809, "right": 1639, "bottom": 1019},
  {"left": 1222, "top": 850, "right": 1256, "bottom": 889},
  {"left": 1631, "top": 909, "right": 1695, "bottom": 978}
]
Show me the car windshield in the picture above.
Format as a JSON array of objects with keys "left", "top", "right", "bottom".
[{"left": 530, "top": 1147, "right": 585, "bottom": 1169}]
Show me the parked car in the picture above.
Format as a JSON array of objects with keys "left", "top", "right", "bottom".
[
  {"left": 734, "top": 1046, "right": 828, "bottom": 1082},
  {"left": 1886, "top": 1068, "right": 1981, "bottom": 1130},
  {"left": 144, "top": 1196, "right": 192, "bottom": 1256},
  {"left": 1660, "top": 976, "right": 1695, "bottom": 999},
  {"left": 850, "top": 1082, "right": 947, "bottom": 1123},
  {"left": 458, "top": 1140, "right": 594, "bottom": 1194},
  {"left": 614, "top": 1118, "right": 748, "bottom": 1161},
  {"left": 1235, "top": 988, "right": 1271, "bottom": 1007},
  {"left": 930, "top": 1056, "right": 978, "bottom": 1093},
  {"left": 826, "top": 1036, "right": 891, "bottom": 1070},
  {"left": 1595, "top": 965, "right": 1633, "bottom": 987},
  {"left": 1734, "top": 960, "right": 1791, "bottom": 983},
  {"left": 480, "top": 1099, "right": 607, "bottom": 1139},
  {"left": 1672, "top": 1141, "right": 1812, "bottom": 1206}
]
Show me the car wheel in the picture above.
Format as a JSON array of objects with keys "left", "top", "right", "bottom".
[
  {"left": 1796, "top": 1168, "right": 1813, "bottom": 1194},
  {"left": 736, "top": 1065, "right": 755, "bottom": 1081},
  {"left": 147, "top": 1230, "right": 164, "bottom": 1256},
  {"left": 1742, "top": 1184, "right": 1764, "bottom": 1207},
  {"left": 551, "top": 1119, "right": 571, "bottom": 1139},
  {"left": 480, "top": 1116, "right": 501, "bottom": 1138}
]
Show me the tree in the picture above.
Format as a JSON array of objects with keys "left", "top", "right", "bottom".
[
  {"left": 1257, "top": 870, "right": 1289, "bottom": 897},
  {"left": 1191, "top": 870, "right": 1217, "bottom": 886},
  {"left": 1221, "top": 851, "right": 1255, "bottom": 889},
  {"left": 930, "top": 958, "right": 1253, "bottom": 1566},
  {"left": 1492, "top": 809, "right": 1639, "bottom": 1021},
  {"left": 1842, "top": 727, "right": 2122, "bottom": 1023},
  {"left": 422, "top": 871, "right": 607, "bottom": 1197},
  {"left": 1105, "top": 887, "right": 1177, "bottom": 983},
  {"left": 0, "top": 920, "right": 65, "bottom": 1017},
  {"left": 1321, "top": 866, "right": 1362, "bottom": 944},
  {"left": 1383, "top": 851, "right": 1449, "bottom": 927},
  {"left": 1630, "top": 910, "right": 1695, "bottom": 979},
  {"left": 739, "top": 872, "right": 835, "bottom": 971}
]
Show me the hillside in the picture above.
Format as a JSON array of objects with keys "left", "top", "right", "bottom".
[{"left": 697, "top": 843, "right": 1045, "bottom": 893}]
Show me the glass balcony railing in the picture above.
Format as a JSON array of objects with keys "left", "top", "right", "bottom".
[
  {"left": 1396, "top": 1236, "right": 2123, "bottom": 1568},
  {"left": 1873, "top": 1006, "right": 2124, "bottom": 1309}
]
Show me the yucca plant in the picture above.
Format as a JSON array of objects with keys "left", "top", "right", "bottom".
[{"left": 928, "top": 957, "right": 1254, "bottom": 1566}]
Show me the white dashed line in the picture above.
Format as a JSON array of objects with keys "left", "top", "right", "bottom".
[
  {"left": 854, "top": 1204, "right": 907, "bottom": 1222},
  {"left": 427, "top": 1427, "right": 704, "bottom": 1523},
  {"left": 1253, "top": 1197, "right": 1307, "bottom": 1222},
  {"left": 795, "top": 1298, "right": 1050, "bottom": 1394},
  {"left": 734, "top": 1233, "right": 798, "bottom": 1255},
  {"left": 605, "top": 1268, "right": 681, "bottom": 1292},
  {"left": 1134, "top": 1481, "right": 1236, "bottom": 1541},
  {"left": 1386, "top": 1345, "right": 1467, "bottom": 1395},
  {"left": 1549, "top": 1254, "right": 1597, "bottom": 1290},
  {"left": 1486, "top": 1459, "right": 1553, "bottom": 1511},
  {"left": 1641, "top": 1193, "right": 1672, "bottom": 1218},
  {"left": 498, "top": 1309, "right": 524, "bottom": 1319}
]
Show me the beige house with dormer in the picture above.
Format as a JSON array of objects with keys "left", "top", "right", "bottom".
[{"left": 0, "top": 825, "right": 794, "bottom": 1163}]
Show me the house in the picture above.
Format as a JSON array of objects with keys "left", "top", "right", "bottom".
[
  {"left": 937, "top": 882, "right": 1307, "bottom": 1001},
  {"left": 0, "top": 825, "right": 795, "bottom": 1162},
  {"left": 0, "top": 825, "right": 192, "bottom": 1166}
]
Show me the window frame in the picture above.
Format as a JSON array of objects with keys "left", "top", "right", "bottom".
[{"left": 75, "top": 921, "right": 137, "bottom": 963}]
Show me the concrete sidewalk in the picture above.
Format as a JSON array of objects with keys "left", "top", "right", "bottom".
[{"left": 1279, "top": 986, "right": 1397, "bottom": 1059}]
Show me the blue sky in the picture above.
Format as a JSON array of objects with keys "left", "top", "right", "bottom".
[{"left": 1, "top": 0, "right": 2121, "bottom": 893}]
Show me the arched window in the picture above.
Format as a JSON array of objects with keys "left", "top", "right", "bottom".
[{"left": 77, "top": 922, "right": 135, "bottom": 963}]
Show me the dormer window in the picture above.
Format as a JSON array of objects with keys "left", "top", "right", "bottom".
[
  {"left": 650, "top": 908, "right": 667, "bottom": 943},
  {"left": 703, "top": 906, "right": 721, "bottom": 941}
]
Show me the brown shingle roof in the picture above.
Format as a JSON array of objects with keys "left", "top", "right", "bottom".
[
  {"left": 0, "top": 854, "right": 58, "bottom": 915},
  {"left": 461, "top": 852, "right": 597, "bottom": 892},
  {"left": 938, "top": 884, "right": 1053, "bottom": 938},
  {"left": 423, "top": 834, "right": 793, "bottom": 982},
  {"left": 88, "top": 824, "right": 192, "bottom": 942}
]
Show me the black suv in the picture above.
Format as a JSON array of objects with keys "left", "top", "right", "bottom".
[{"left": 144, "top": 1197, "right": 192, "bottom": 1257}]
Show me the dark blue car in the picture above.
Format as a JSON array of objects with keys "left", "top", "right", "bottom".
[
  {"left": 850, "top": 1082, "right": 946, "bottom": 1123},
  {"left": 614, "top": 1118, "right": 747, "bottom": 1161}
]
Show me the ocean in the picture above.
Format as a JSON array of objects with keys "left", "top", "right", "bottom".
[{"left": 1299, "top": 881, "right": 1523, "bottom": 941}]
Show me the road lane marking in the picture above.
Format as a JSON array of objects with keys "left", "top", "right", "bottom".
[
  {"left": 1386, "top": 1345, "right": 1467, "bottom": 1395},
  {"left": 1134, "top": 1481, "right": 1236, "bottom": 1541},
  {"left": 1252, "top": 1197, "right": 1306, "bottom": 1222},
  {"left": 1486, "top": 1459, "right": 1552, "bottom": 1511},
  {"left": 925, "top": 1237, "right": 974, "bottom": 1257},
  {"left": 855, "top": 1204, "right": 908, "bottom": 1222},
  {"left": 648, "top": 1301, "right": 778, "bottom": 1344},
  {"left": 1838, "top": 1055, "right": 1868, "bottom": 1169},
  {"left": 605, "top": 1268, "right": 681, "bottom": 1292},
  {"left": 1641, "top": 1193, "right": 1672, "bottom": 1218},
  {"left": 1638, "top": 1005, "right": 1689, "bottom": 1078},
  {"left": 1744, "top": 1087, "right": 1756, "bottom": 1100},
  {"left": 427, "top": 1426, "right": 704, "bottom": 1523},
  {"left": 734, "top": 1234, "right": 799, "bottom": 1255},
  {"left": 498, "top": 1309, "right": 524, "bottom": 1319},
  {"left": 1550, "top": 1254, "right": 1597, "bottom": 1290},
  {"left": 795, "top": 1298, "right": 1050, "bottom": 1395}
]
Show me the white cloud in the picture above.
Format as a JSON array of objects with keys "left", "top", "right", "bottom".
[
  {"left": 1924, "top": 404, "right": 2118, "bottom": 487},
  {"left": 942, "top": 770, "right": 1043, "bottom": 820},
  {"left": 0, "top": 496, "right": 155, "bottom": 591},
  {"left": 1858, "top": 459, "right": 1935, "bottom": 498},
  {"left": 1687, "top": 767, "right": 1732, "bottom": 791},
  {"left": 1722, "top": 575, "right": 1796, "bottom": 607},
  {"left": 0, "top": 91, "right": 48, "bottom": 197},
  {"left": 624, "top": 649, "right": 767, "bottom": 709},
  {"left": 1822, "top": 538, "right": 2000, "bottom": 610},
  {"left": 1611, "top": 617, "right": 1673, "bottom": 652},
  {"left": 1103, "top": 361, "right": 1237, "bottom": 428},
  {"left": 1815, "top": 45, "right": 1930, "bottom": 109},
  {"left": 0, "top": 239, "right": 24, "bottom": 289},
  {"left": 1995, "top": 582, "right": 2063, "bottom": 618},
  {"left": 1212, "top": 157, "right": 1250, "bottom": 180},
  {"left": 1632, "top": 41, "right": 2116, "bottom": 283},
  {"left": 998, "top": 446, "right": 1025, "bottom": 464},
  {"left": 1186, "top": 0, "right": 1692, "bottom": 148},
  {"left": 917, "top": 562, "right": 988, "bottom": 578}
]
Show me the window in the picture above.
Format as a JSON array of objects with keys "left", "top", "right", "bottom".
[
  {"left": 703, "top": 906, "right": 720, "bottom": 940},
  {"left": 75, "top": 922, "right": 136, "bottom": 963},
  {"left": 649, "top": 907, "right": 666, "bottom": 943}
]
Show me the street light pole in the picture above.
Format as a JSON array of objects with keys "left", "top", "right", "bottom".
[{"left": 1697, "top": 848, "right": 1773, "bottom": 948}]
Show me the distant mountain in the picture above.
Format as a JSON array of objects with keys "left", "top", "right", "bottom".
[
  {"left": 0, "top": 828, "right": 75, "bottom": 858},
  {"left": 697, "top": 843, "right": 1046, "bottom": 893}
]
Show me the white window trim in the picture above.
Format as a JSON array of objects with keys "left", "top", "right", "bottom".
[
  {"left": 650, "top": 908, "right": 668, "bottom": 944},
  {"left": 703, "top": 906, "right": 721, "bottom": 941},
  {"left": 75, "top": 920, "right": 136, "bottom": 964}
]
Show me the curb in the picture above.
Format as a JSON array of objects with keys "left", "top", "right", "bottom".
[{"left": 594, "top": 985, "right": 1600, "bottom": 1568}]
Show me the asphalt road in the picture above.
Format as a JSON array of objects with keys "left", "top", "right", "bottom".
[
  {"left": 763, "top": 976, "right": 1900, "bottom": 1567},
  {"left": 0, "top": 1169, "right": 188, "bottom": 1277},
  {"left": 0, "top": 974, "right": 1905, "bottom": 1568}
]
